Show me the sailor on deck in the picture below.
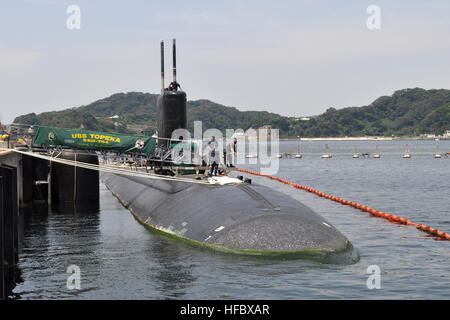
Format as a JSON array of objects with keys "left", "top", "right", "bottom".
[
  {"left": 168, "top": 81, "right": 181, "bottom": 91},
  {"left": 207, "top": 136, "right": 219, "bottom": 176},
  {"left": 226, "top": 137, "right": 237, "bottom": 167}
]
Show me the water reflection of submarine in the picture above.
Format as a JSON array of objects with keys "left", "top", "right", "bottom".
[{"left": 101, "top": 39, "right": 355, "bottom": 258}]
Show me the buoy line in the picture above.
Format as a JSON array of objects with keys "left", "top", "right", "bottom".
[
  {"left": 1, "top": 148, "right": 214, "bottom": 185},
  {"left": 238, "top": 168, "right": 450, "bottom": 241}
]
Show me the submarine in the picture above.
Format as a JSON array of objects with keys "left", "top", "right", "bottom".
[{"left": 101, "top": 39, "right": 355, "bottom": 259}]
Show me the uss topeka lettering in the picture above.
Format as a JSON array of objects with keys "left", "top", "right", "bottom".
[
  {"left": 72, "top": 133, "right": 121, "bottom": 143},
  {"left": 180, "top": 304, "right": 269, "bottom": 317}
]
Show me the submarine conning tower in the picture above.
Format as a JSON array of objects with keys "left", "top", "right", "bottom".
[{"left": 157, "top": 39, "right": 187, "bottom": 149}]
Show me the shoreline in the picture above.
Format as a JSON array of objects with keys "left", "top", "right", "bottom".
[{"left": 297, "top": 137, "right": 392, "bottom": 141}]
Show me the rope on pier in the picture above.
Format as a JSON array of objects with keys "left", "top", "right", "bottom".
[
  {"left": 238, "top": 168, "right": 450, "bottom": 241},
  {"left": 1, "top": 148, "right": 213, "bottom": 185}
]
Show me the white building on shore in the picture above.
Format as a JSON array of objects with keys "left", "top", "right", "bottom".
[{"left": 443, "top": 130, "right": 450, "bottom": 139}]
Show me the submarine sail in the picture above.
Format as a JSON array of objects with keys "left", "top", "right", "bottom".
[{"left": 157, "top": 39, "right": 187, "bottom": 150}]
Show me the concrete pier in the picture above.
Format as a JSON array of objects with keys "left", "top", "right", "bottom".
[
  {"left": 0, "top": 150, "right": 20, "bottom": 299},
  {"left": 0, "top": 149, "right": 100, "bottom": 299},
  {"left": 0, "top": 150, "right": 25, "bottom": 212},
  {"left": 0, "top": 176, "right": 4, "bottom": 299}
]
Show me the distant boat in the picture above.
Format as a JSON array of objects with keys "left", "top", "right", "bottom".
[
  {"left": 352, "top": 147, "right": 359, "bottom": 158},
  {"left": 403, "top": 144, "right": 411, "bottom": 158},
  {"left": 373, "top": 145, "right": 381, "bottom": 158},
  {"left": 246, "top": 154, "right": 258, "bottom": 158},
  {"left": 434, "top": 143, "right": 441, "bottom": 158},
  {"left": 322, "top": 143, "right": 331, "bottom": 158},
  {"left": 295, "top": 137, "right": 302, "bottom": 159}
]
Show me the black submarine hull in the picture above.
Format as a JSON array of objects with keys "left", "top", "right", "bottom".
[
  {"left": 101, "top": 172, "right": 354, "bottom": 258},
  {"left": 100, "top": 39, "right": 355, "bottom": 260}
]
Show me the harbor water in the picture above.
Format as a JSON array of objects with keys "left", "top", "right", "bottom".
[{"left": 12, "top": 140, "right": 450, "bottom": 299}]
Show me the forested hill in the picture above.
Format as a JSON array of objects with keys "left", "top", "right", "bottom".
[
  {"left": 13, "top": 88, "right": 450, "bottom": 137},
  {"left": 13, "top": 92, "right": 290, "bottom": 135}
]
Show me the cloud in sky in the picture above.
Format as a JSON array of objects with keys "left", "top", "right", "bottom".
[{"left": 1, "top": 0, "right": 450, "bottom": 123}]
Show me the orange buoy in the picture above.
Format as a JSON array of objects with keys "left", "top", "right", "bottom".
[{"left": 237, "top": 168, "right": 449, "bottom": 241}]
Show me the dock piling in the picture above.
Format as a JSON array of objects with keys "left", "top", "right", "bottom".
[{"left": 0, "top": 165, "right": 18, "bottom": 300}]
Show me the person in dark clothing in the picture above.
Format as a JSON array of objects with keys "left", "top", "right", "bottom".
[
  {"left": 207, "top": 136, "right": 219, "bottom": 176},
  {"left": 168, "top": 81, "right": 181, "bottom": 91},
  {"left": 226, "top": 137, "right": 237, "bottom": 167}
]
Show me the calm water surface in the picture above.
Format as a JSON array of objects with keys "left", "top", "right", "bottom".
[{"left": 13, "top": 140, "right": 450, "bottom": 299}]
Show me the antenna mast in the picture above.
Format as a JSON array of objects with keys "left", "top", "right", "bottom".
[
  {"left": 172, "top": 39, "right": 177, "bottom": 83},
  {"left": 160, "top": 40, "right": 164, "bottom": 94}
]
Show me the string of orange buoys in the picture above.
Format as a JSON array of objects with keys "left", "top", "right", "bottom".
[{"left": 237, "top": 169, "right": 450, "bottom": 241}]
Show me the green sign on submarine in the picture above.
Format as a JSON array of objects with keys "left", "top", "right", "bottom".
[{"left": 33, "top": 126, "right": 156, "bottom": 155}]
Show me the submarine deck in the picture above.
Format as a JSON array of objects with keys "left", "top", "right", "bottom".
[{"left": 101, "top": 167, "right": 353, "bottom": 257}]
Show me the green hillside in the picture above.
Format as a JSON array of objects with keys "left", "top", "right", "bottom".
[
  {"left": 287, "top": 88, "right": 450, "bottom": 137},
  {"left": 13, "top": 88, "right": 450, "bottom": 137}
]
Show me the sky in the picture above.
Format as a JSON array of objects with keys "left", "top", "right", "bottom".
[{"left": 1, "top": 0, "right": 450, "bottom": 124}]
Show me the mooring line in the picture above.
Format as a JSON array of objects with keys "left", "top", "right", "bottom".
[
  {"left": 237, "top": 168, "right": 450, "bottom": 241},
  {"left": 1, "top": 148, "right": 212, "bottom": 185}
]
